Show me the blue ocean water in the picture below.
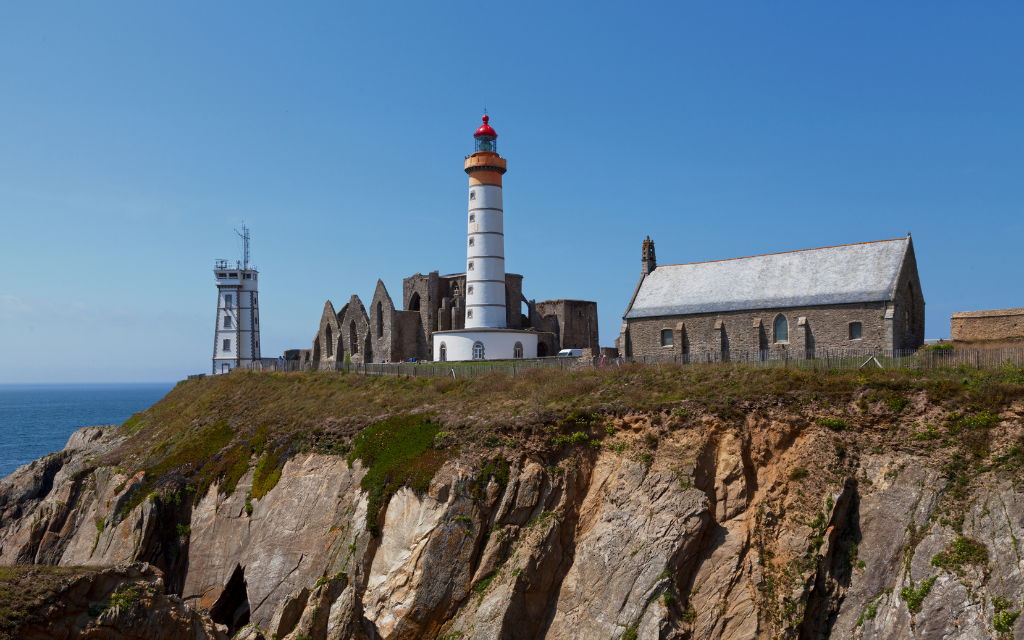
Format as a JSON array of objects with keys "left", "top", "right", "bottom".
[{"left": 0, "top": 383, "right": 175, "bottom": 480}]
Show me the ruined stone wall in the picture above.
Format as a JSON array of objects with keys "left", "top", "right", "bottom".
[
  {"left": 338, "top": 296, "right": 371, "bottom": 364},
  {"left": 952, "top": 308, "right": 1024, "bottom": 341},
  {"left": 536, "top": 300, "right": 599, "bottom": 352},
  {"left": 624, "top": 302, "right": 891, "bottom": 357}
]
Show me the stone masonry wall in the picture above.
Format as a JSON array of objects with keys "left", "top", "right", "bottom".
[
  {"left": 625, "top": 302, "right": 892, "bottom": 357},
  {"left": 535, "top": 300, "right": 599, "bottom": 352},
  {"left": 951, "top": 308, "right": 1024, "bottom": 341}
]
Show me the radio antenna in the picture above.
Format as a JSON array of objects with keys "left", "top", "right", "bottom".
[{"left": 234, "top": 223, "right": 250, "bottom": 270}]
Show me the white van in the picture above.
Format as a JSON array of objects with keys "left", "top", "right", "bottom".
[{"left": 557, "top": 349, "right": 583, "bottom": 357}]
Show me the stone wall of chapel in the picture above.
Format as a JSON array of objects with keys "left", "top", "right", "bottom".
[
  {"left": 889, "top": 245, "right": 926, "bottom": 350},
  {"left": 625, "top": 303, "right": 891, "bottom": 357}
]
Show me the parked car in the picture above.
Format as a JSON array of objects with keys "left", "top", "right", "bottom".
[{"left": 557, "top": 349, "right": 583, "bottom": 357}]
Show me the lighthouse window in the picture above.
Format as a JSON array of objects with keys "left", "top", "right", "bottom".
[
  {"left": 218, "top": 273, "right": 227, "bottom": 278},
  {"left": 470, "top": 191, "right": 476, "bottom": 201},
  {"left": 473, "top": 342, "right": 485, "bottom": 359},
  {"left": 468, "top": 237, "right": 475, "bottom": 247},
  {"left": 467, "top": 285, "right": 474, "bottom": 295},
  {"left": 229, "top": 273, "right": 238, "bottom": 279},
  {"left": 244, "top": 273, "right": 252, "bottom": 279},
  {"left": 468, "top": 261, "right": 474, "bottom": 270},
  {"left": 467, "top": 310, "right": 473, "bottom": 319},
  {"left": 469, "top": 213, "right": 475, "bottom": 223},
  {"left": 224, "top": 295, "right": 232, "bottom": 306},
  {"left": 224, "top": 316, "right": 232, "bottom": 328},
  {"left": 223, "top": 339, "right": 231, "bottom": 351}
]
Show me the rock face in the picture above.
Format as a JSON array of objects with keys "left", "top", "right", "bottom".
[
  {"left": 18, "top": 563, "right": 226, "bottom": 640},
  {"left": 4, "top": 403, "right": 1024, "bottom": 640}
]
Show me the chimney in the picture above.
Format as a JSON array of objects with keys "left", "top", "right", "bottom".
[{"left": 641, "top": 236, "right": 657, "bottom": 276}]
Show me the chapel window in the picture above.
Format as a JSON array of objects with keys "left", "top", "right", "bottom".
[
  {"left": 661, "top": 329, "right": 673, "bottom": 346},
  {"left": 849, "top": 322, "right": 862, "bottom": 340},
  {"left": 473, "top": 342, "right": 484, "bottom": 359},
  {"left": 774, "top": 315, "right": 789, "bottom": 343},
  {"left": 439, "top": 343, "right": 447, "bottom": 362},
  {"left": 513, "top": 342, "right": 523, "bottom": 358}
]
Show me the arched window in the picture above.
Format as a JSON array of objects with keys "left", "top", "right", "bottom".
[
  {"left": 409, "top": 292, "right": 420, "bottom": 311},
  {"left": 326, "top": 325, "right": 333, "bottom": 358},
  {"left": 377, "top": 302, "right": 383, "bottom": 338},
  {"left": 439, "top": 343, "right": 447, "bottom": 362},
  {"left": 350, "top": 321, "right": 358, "bottom": 355},
  {"left": 774, "top": 315, "right": 789, "bottom": 343},
  {"left": 513, "top": 342, "right": 523, "bottom": 358},
  {"left": 473, "top": 342, "right": 484, "bottom": 360}
]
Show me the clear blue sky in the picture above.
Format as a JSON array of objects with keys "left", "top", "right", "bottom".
[{"left": 2, "top": 2, "right": 1021, "bottom": 383}]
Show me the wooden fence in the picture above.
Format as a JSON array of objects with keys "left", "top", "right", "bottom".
[{"left": 243, "top": 347, "right": 1023, "bottom": 379}]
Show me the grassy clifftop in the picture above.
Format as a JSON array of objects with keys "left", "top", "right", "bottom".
[{"left": 106, "top": 364, "right": 1024, "bottom": 519}]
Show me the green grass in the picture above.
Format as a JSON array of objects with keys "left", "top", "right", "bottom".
[{"left": 347, "top": 414, "right": 447, "bottom": 534}]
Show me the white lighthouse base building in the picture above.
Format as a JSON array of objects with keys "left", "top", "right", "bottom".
[{"left": 433, "top": 327, "right": 538, "bottom": 362}]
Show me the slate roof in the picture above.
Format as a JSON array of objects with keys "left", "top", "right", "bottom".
[{"left": 625, "top": 237, "right": 911, "bottom": 319}]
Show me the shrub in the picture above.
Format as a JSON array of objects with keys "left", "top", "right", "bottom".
[
  {"left": 108, "top": 584, "right": 143, "bottom": 611},
  {"left": 931, "top": 536, "right": 988, "bottom": 574},
  {"left": 789, "top": 467, "right": 809, "bottom": 481},
  {"left": 553, "top": 431, "right": 589, "bottom": 446},
  {"left": 900, "top": 576, "right": 936, "bottom": 614},
  {"left": 818, "top": 418, "right": 849, "bottom": 431}
]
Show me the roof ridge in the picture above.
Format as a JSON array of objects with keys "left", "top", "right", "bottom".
[{"left": 656, "top": 237, "right": 907, "bottom": 269}]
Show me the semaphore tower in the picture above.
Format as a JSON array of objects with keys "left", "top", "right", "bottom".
[
  {"left": 432, "top": 115, "right": 538, "bottom": 361},
  {"left": 212, "top": 225, "right": 261, "bottom": 374}
]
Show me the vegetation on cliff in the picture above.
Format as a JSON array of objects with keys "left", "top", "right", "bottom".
[{"left": 100, "top": 364, "right": 1024, "bottom": 533}]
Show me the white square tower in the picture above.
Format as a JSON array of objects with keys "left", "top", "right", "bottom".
[{"left": 213, "top": 226, "right": 261, "bottom": 374}]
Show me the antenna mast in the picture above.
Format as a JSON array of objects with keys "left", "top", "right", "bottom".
[{"left": 235, "top": 223, "right": 250, "bottom": 270}]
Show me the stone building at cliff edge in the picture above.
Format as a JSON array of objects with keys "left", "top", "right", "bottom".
[{"left": 618, "top": 234, "right": 925, "bottom": 357}]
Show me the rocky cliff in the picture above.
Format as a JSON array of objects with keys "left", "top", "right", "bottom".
[{"left": 2, "top": 366, "right": 1024, "bottom": 640}]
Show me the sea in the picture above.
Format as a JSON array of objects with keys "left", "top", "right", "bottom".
[{"left": 0, "top": 383, "right": 175, "bottom": 481}]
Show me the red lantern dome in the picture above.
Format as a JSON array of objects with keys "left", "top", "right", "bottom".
[{"left": 474, "top": 114, "right": 497, "bottom": 138}]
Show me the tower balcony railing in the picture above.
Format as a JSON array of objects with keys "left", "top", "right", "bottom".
[{"left": 214, "top": 259, "right": 258, "bottom": 271}]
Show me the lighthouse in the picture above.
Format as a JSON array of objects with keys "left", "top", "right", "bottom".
[
  {"left": 432, "top": 115, "right": 539, "bottom": 361},
  {"left": 465, "top": 115, "right": 507, "bottom": 329}
]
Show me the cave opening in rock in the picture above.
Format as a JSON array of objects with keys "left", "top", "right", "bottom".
[{"left": 209, "top": 564, "right": 250, "bottom": 636}]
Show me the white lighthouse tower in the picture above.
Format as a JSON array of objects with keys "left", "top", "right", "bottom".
[
  {"left": 432, "top": 115, "right": 539, "bottom": 361},
  {"left": 212, "top": 225, "right": 261, "bottom": 374}
]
